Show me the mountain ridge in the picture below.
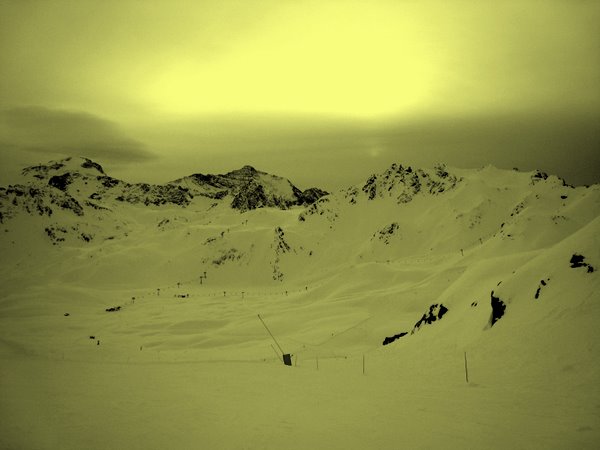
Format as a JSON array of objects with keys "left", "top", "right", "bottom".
[
  {"left": 0, "top": 157, "right": 329, "bottom": 227},
  {"left": 170, "top": 164, "right": 328, "bottom": 211},
  {"left": 1, "top": 156, "right": 596, "bottom": 286}
]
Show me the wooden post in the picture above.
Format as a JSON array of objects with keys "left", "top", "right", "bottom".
[{"left": 464, "top": 352, "right": 469, "bottom": 383}]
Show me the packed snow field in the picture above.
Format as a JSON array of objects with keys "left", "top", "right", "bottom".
[{"left": 1, "top": 158, "right": 599, "bottom": 449}]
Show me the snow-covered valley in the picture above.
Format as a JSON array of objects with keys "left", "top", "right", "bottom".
[{"left": 1, "top": 157, "right": 599, "bottom": 449}]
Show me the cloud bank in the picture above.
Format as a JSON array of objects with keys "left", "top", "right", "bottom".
[{"left": 0, "top": 106, "right": 155, "bottom": 163}]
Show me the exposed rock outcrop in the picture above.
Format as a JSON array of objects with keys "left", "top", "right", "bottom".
[
  {"left": 570, "top": 254, "right": 595, "bottom": 273},
  {"left": 373, "top": 222, "right": 400, "bottom": 244},
  {"left": 361, "top": 163, "right": 460, "bottom": 203},
  {"left": 382, "top": 332, "right": 408, "bottom": 346},
  {"left": 48, "top": 173, "right": 73, "bottom": 191},
  {"left": 412, "top": 303, "right": 449, "bottom": 333},
  {"left": 298, "top": 187, "right": 329, "bottom": 205},
  {"left": 172, "top": 165, "right": 327, "bottom": 212},
  {"left": 490, "top": 291, "right": 506, "bottom": 327},
  {"left": 382, "top": 303, "right": 449, "bottom": 345}
]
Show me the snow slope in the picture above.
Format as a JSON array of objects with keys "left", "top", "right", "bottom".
[{"left": 0, "top": 159, "right": 599, "bottom": 449}]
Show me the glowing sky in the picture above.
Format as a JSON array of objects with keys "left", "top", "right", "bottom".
[{"left": 0, "top": 0, "right": 599, "bottom": 188}]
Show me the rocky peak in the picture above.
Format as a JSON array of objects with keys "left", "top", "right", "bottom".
[
  {"left": 80, "top": 158, "right": 105, "bottom": 175},
  {"left": 22, "top": 157, "right": 105, "bottom": 181},
  {"left": 173, "top": 166, "right": 327, "bottom": 212},
  {"left": 298, "top": 187, "right": 329, "bottom": 205},
  {"left": 234, "top": 165, "right": 258, "bottom": 175},
  {"left": 223, "top": 166, "right": 263, "bottom": 186},
  {"left": 359, "top": 163, "right": 461, "bottom": 203}
]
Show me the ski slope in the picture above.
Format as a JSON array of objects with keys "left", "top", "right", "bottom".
[{"left": 1, "top": 159, "right": 599, "bottom": 449}]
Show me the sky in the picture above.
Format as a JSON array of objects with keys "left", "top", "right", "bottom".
[{"left": 0, "top": 0, "right": 599, "bottom": 190}]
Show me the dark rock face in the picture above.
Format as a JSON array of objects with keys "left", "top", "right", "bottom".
[
  {"left": 373, "top": 222, "right": 400, "bottom": 244},
  {"left": 274, "top": 227, "right": 291, "bottom": 253},
  {"left": 212, "top": 248, "right": 241, "bottom": 266},
  {"left": 412, "top": 303, "right": 449, "bottom": 333},
  {"left": 382, "top": 332, "right": 408, "bottom": 346},
  {"left": 570, "top": 254, "right": 595, "bottom": 273},
  {"left": 115, "top": 183, "right": 192, "bottom": 207},
  {"left": 174, "top": 166, "right": 327, "bottom": 212},
  {"left": 97, "top": 176, "right": 120, "bottom": 189},
  {"left": 56, "top": 195, "right": 84, "bottom": 216},
  {"left": 298, "top": 187, "right": 328, "bottom": 205},
  {"left": 382, "top": 303, "right": 449, "bottom": 346},
  {"left": 48, "top": 173, "right": 73, "bottom": 191},
  {"left": 81, "top": 158, "right": 105, "bottom": 174},
  {"left": 22, "top": 160, "right": 66, "bottom": 178},
  {"left": 361, "top": 163, "right": 460, "bottom": 204},
  {"left": 531, "top": 170, "right": 549, "bottom": 184},
  {"left": 271, "top": 227, "right": 292, "bottom": 282},
  {"left": 0, "top": 185, "right": 53, "bottom": 220},
  {"left": 534, "top": 278, "right": 550, "bottom": 300},
  {"left": 490, "top": 291, "right": 506, "bottom": 327},
  {"left": 231, "top": 181, "right": 269, "bottom": 211},
  {"left": 1, "top": 181, "right": 84, "bottom": 221},
  {"left": 45, "top": 226, "right": 66, "bottom": 244}
]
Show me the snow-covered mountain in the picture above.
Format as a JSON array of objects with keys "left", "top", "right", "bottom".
[
  {"left": 1, "top": 156, "right": 599, "bottom": 449},
  {"left": 0, "top": 156, "right": 327, "bottom": 244},
  {"left": 2, "top": 156, "right": 327, "bottom": 215},
  {"left": 171, "top": 165, "right": 328, "bottom": 211}
]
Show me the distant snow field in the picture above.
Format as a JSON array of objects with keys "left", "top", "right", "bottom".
[{"left": 1, "top": 158, "right": 599, "bottom": 449}]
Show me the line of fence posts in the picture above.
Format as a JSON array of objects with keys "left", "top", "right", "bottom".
[
  {"left": 260, "top": 352, "right": 369, "bottom": 374},
  {"left": 259, "top": 343, "right": 469, "bottom": 380}
]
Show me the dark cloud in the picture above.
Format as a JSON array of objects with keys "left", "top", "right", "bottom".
[{"left": 0, "top": 106, "right": 156, "bottom": 163}]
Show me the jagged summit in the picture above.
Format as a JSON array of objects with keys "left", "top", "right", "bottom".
[
  {"left": 171, "top": 165, "right": 328, "bottom": 212},
  {"left": 229, "top": 165, "right": 259, "bottom": 175},
  {"left": 358, "top": 163, "right": 461, "bottom": 202}
]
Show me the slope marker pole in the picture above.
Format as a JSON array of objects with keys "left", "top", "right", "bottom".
[
  {"left": 464, "top": 351, "right": 469, "bottom": 384},
  {"left": 258, "top": 314, "right": 285, "bottom": 356},
  {"left": 271, "top": 344, "right": 282, "bottom": 362}
]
